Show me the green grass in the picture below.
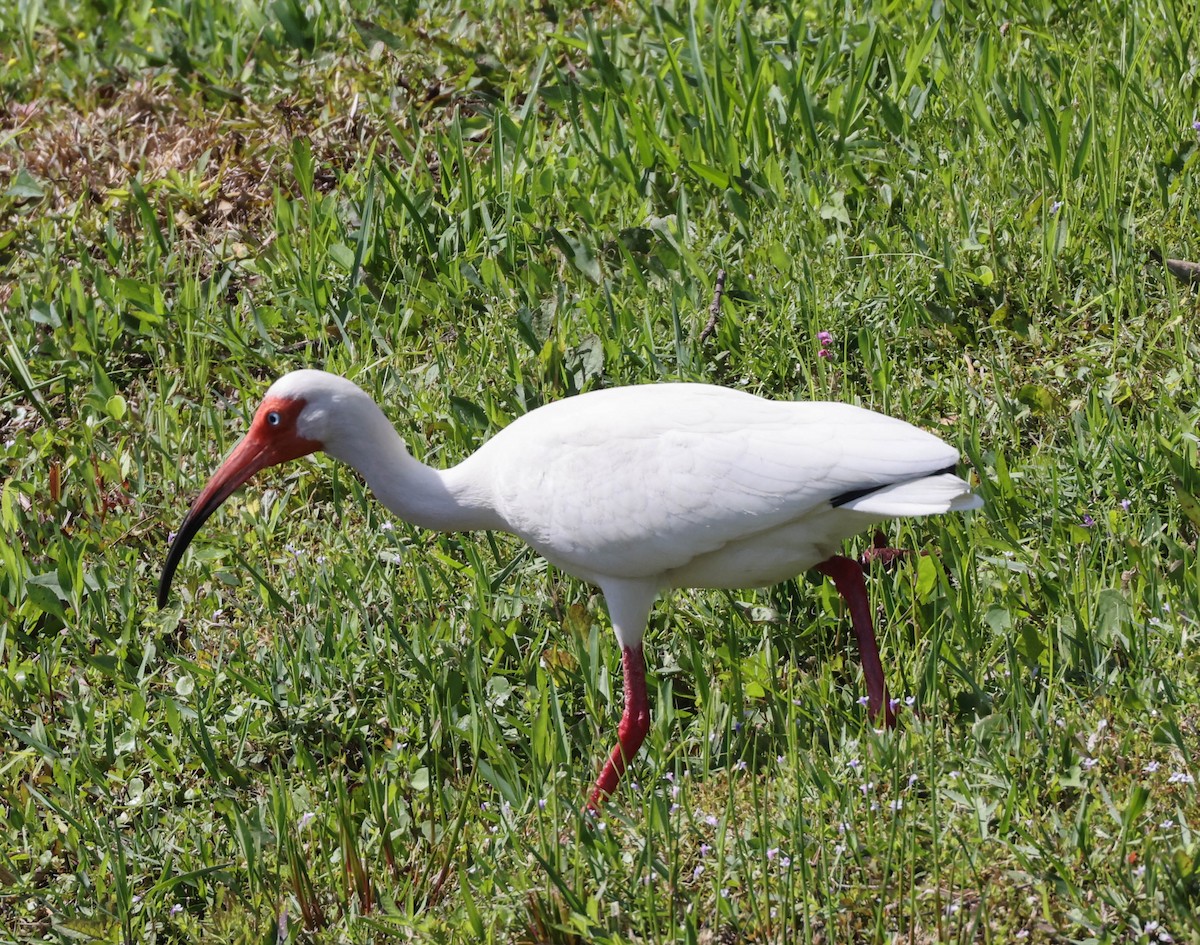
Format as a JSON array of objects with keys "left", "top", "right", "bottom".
[{"left": 2, "top": 0, "right": 1200, "bottom": 941}]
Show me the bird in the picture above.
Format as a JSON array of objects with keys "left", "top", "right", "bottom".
[{"left": 158, "top": 370, "right": 981, "bottom": 809}]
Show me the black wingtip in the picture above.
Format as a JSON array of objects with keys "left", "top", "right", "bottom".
[{"left": 830, "top": 463, "right": 960, "bottom": 508}]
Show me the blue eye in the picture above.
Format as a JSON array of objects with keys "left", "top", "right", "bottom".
[{"left": 267, "top": 411, "right": 281, "bottom": 426}]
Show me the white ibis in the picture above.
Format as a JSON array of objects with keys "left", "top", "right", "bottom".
[{"left": 159, "top": 370, "right": 981, "bottom": 808}]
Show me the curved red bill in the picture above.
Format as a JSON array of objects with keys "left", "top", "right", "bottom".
[{"left": 157, "top": 397, "right": 319, "bottom": 608}]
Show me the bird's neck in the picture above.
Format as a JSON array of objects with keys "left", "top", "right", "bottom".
[{"left": 325, "top": 404, "right": 502, "bottom": 533}]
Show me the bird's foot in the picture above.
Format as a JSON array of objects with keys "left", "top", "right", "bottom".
[{"left": 860, "top": 530, "right": 913, "bottom": 570}]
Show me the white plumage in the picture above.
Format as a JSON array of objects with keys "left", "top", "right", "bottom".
[{"left": 160, "top": 369, "right": 981, "bottom": 808}]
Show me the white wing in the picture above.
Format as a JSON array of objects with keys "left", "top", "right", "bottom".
[{"left": 467, "top": 384, "right": 973, "bottom": 583}]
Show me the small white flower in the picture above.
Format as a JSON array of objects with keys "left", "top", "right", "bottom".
[
  {"left": 1167, "top": 771, "right": 1194, "bottom": 784},
  {"left": 1081, "top": 757, "right": 1099, "bottom": 770},
  {"left": 297, "top": 811, "right": 316, "bottom": 829},
  {"left": 1143, "top": 761, "right": 1161, "bottom": 774}
]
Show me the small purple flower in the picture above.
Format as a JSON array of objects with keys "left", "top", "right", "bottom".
[
  {"left": 766, "top": 847, "right": 779, "bottom": 860},
  {"left": 857, "top": 695, "right": 870, "bottom": 706},
  {"left": 538, "top": 798, "right": 547, "bottom": 810},
  {"left": 1143, "top": 761, "right": 1160, "bottom": 774},
  {"left": 699, "top": 843, "right": 712, "bottom": 856},
  {"left": 818, "top": 331, "right": 833, "bottom": 346},
  {"left": 734, "top": 759, "right": 747, "bottom": 772},
  {"left": 1081, "top": 514, "right": 1095, "bottom": 527},
  {"left": 170, "top": 904, "right": 183, "bottom": 917},
  {"left": 778, "top": 855, "right": 792, "bottom": 868},
  {"left": 818, "top": 348, "right": 833, "bottom": 360},
  {"left": 1120, "top": 499, "right": 1131, "bottom": 511},
  {"left": 1168, "top": 771, "right": 1195, "bottom": 784},
  {"left": 704, "top": 814, "right": 718, "bottom": 827},
  {"left": 1194, "top": 119, "right": 1200, "bottom": 132},
  {"left": 297, "top": 811, "right": 316, "bottom": 829},
  {"left": 693, "top": 864, "right": 704, "bottom": 880},
  {"left": 1050, "top": 199, "right": 1063, "bottom": 214}
]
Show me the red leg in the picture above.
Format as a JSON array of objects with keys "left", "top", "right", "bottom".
[
  {"left": 587, "top": 645, "right": 650, "bottom": 810},
  {"left": 816, "top": 555, "right": 897, "bottom": 728}
]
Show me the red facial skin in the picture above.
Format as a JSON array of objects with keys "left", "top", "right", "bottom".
[{"left": 158, "top": 395, "right": 321, "bottom": 607}]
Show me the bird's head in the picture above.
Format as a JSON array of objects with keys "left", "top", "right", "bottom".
[{"left": 157, "top": 370, "right": 371, "bottom": 608}]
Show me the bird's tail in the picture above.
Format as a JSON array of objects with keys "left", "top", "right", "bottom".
[{"left": 835, "top": 473, "right": 982, "bottom": 517}]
